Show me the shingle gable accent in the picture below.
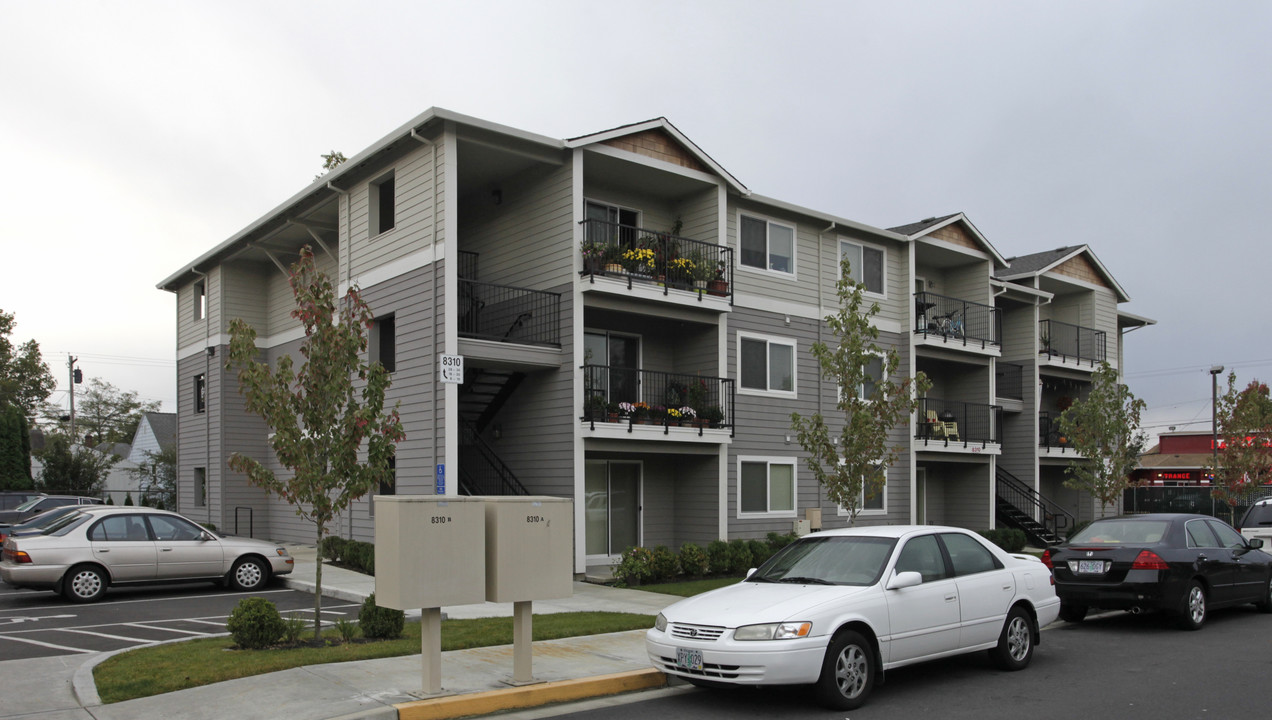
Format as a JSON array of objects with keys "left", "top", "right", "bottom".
[
  {"left": 601, "top": 129, "right": 708, "bottom": 173},
  {"left": 930, "top": 223, "right": 979, "bottom": 251},
  {"left": 1053, "top": 253, "right": 1110, "bottom": 290}
]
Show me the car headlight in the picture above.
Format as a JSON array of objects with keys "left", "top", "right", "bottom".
[
  {"left": 734, "top": 621, "right": 812, "bottom": 641},
  {"left": 275, "top": 547, "right": 289, "bottom": 557},
  {"left": 654, "top": 613, "right": 667, "bottom": 632}
]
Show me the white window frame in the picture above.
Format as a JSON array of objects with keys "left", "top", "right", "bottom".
[
  {"left": 193, "top": 281, "right": 206, "bottom": 322},
  {"left": 738, "top": 211, "right": 797, "bottom": 278},
  {"left": 737, "top": 456, "right": 797, "bottom": 518},
  {"left": 838, "top": 237, "right": 887, "bottom": 297},
  {"left": 737, "top": 331, "right": 797, "bottom": 398}
]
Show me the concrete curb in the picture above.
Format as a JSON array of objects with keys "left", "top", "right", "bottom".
[
  {"left": 281, "top": 576, "right": 369, "bottom": 604},
  {"left": 392, "top": 669, "right": 666, "bottom": 720},
  {"left": 72, "top": 633, "right": 227, "bottom": 708}
]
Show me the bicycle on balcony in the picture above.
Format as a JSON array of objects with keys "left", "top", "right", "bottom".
[{"left": 932, "top": 308, "right": 964, "bottom": 339}]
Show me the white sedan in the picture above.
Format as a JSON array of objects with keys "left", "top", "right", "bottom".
[{"left": 647, "top": 525, "right": 1059, "bottom": 709}]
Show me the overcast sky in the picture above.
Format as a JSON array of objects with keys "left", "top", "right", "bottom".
[{"left": 2, "top": 0, "right": 1268, "bottom": 442}]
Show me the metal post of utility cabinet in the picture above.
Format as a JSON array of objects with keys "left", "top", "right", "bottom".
[{"left": 512, "top": 600, "right": 533, "bottom": 684}]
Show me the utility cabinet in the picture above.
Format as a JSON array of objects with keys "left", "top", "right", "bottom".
[
  {"left": 483, "top": 496, "right": 573, "bottom": 602},
  {"left": 373, "top": 495, "right": 486, "bottom": 610}
]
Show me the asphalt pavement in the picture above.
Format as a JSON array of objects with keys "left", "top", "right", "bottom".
[{"left": 0, "top": 544, "right": 677, "bottom": 720}]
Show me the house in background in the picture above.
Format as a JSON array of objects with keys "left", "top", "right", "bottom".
[{"left": 159, "top": 108, "right": 1154, "bottom": 571}]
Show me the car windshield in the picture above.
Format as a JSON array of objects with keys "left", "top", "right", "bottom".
[
  {"left": 748, "top": 536, "right": 897, "bottom": 586},
  {"left": 1069, "top": 519, "right": 1170, "bottom": 545},
  {"left": 12, "top": 497, "right": 45, "bottom": 512},
  {"left": 1239, "top": 502, "right": 1272, "bottom": 529}
]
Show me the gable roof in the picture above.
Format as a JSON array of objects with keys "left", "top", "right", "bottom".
[
  {"left": 565, "top": 117, "right": 749, "bottom": 196},
  {"left": 888, "top": 212, "right": 1008, "bottom": 267},
  {"left": 998, "top": 244, "right": 1130, "bottom": 302},
  {"left": 143, "top": 412, "right": 177, "bottom": 452}
]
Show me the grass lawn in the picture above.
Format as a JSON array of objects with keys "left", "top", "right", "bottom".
[
  {"left": 635, "top": 576, "right": 743, "bottom": 597},
  {"left": 94, "top": 611, "right": 654, "bottom": 704}
]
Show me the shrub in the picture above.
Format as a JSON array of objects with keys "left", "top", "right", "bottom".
[
  {"left": 281, "top": 612, "right": 307, "bottom": 644},
  {"left": 726, "top": 539, "right": 754, "bottom": 575},
  {"left": 358, "top": 593, "right": 404, "bottom": 639},
  {"left": 226, "top": 597, "right": 286, "bottom": 650},
  {"left": 648, "top": 546, "right": 680, "bottom": 583},
  {"left": 766, "top": 531, "right": 799, "bottom": 550},
  {"left": 341, "top": 540, "right": 376, "bottom": 575},
  {"left": 706, "top": 540, "right": 731, "bottom": 575},
  {"left": 979, "top": 529, "right": 1027, "bottom": 553},
  {"left": 319, "top": 536, "right": 346, "bottom": 563},
  {"left": 335, "top": 617, "right": 358, "bottom": 642},
  {"left": 677, "top": 543, "right": 710, "bottom": 577},
  {"left": 612, "top": 546, "right": 654, "bottom": 587},
  {"left": 746, "top": 539, "right": 772, "bottom": 567}
]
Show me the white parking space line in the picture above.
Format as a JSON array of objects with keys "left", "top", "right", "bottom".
[
  {"left": 185, "top": 619, "right": 230, "bottom": 628},
  {"left": 0, "top": 588, "right": 295, "bottom": 615},
  {"left": 0, "top": 634, "right": 95, "bottom": 653},
  {"left": 124, "top": 623, "right": 212, "bottom": 636},
  {"left": 57, "top": 628, "right": 155, "bottom": 643}
]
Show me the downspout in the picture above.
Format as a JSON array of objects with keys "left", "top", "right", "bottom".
[
  {"left": 192, "top": 268, "right": 211, "bottom": 525},
  {"left": 409, "top": 129, "right": 441, "bottom": 495}
]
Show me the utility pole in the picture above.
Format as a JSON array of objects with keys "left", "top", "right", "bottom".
[
  {"left": 68, "top": 355, "right": 81, "bottom": 441},
  {"left": 1210, "top": 365, "right": 1224, "bottom": 477}
]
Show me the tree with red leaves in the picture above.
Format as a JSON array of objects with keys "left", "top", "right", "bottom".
[{"left": 1210, "top": 376, "right": 1272, "bottom": 523}]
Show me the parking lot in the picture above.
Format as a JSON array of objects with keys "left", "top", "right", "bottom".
[{"left": 0, "top": 582, "right": 352, "bottom": 661}]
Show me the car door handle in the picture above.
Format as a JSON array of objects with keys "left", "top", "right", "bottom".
[
  {"left": 1197, "top": 554, "right": 1207, "bottom": 560},
  {"left": 944, "top": 594, "right": 957, "bottom": 602},
  {"left": 161, "top": 548, "right": 173, "bottom": 552},
  {"left": 96, "top": 549, "right": 109, "bottom": 553},
  {"left": 1002, "top": 584, "right": 1013, "bottom": 591}
]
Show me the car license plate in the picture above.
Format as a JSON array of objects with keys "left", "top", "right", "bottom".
[
  {"left": 1077, "top": 560, "right": 1106, "bottom": 574},
  {"left": 676, "top": 648, "right": 703, "bottom": 671}
]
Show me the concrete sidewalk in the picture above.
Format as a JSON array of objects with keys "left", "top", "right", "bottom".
[{"left": 2, "top": 545, "right": 677, "bottom": 720}]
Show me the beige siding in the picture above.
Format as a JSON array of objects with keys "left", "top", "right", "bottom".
[{"left": 348, "top": 139, "right": 442, "bottom": 280}]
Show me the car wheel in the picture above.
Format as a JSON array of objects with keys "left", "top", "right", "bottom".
[
  {"left": 1177, "top": 580, "right": 1207, "bottom": 630},
  {"left": 1255, "top": 575, "right": 1272, "bottom": 614},
  {"left": 62, "top": 564, "right": 108, "bottom": 603},
  {"left": 1058, "top": 603, "right": 1088, "bottom": 623},
  {"left": 815, "top": 630, "right": 875, "bottom": 710},
  {"left": 230, "top": 557, "right": 269, "bottom": 591},
  {"left": 989, "top": 606, "right": 1034, "bottom": 671}
]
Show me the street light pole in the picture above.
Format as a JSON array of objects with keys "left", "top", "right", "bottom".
[{"left": 1210, "top": 365, "right": 1224, "bottom": 479}]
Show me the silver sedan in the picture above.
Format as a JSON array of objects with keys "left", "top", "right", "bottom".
[{"left": 0, "top": 506, "right": 293, "bottom": 602}]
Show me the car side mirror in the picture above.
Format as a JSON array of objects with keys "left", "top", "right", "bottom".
[
  {"left": 200, "top": 531, "right": 215, "bottom": 542},
  {"left": 745, "top": 567, "right": 757, "bottom": 578},
  {"left": 886, "top": 570, "right": 923, "bottom": 590},
  {"left": 1249, "top": 538, "right": 1264, "bottom": 550}
]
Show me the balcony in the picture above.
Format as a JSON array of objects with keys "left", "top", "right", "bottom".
[
  {"left": 914, "top": 292, "right": 1000, "bottom": 352},
  {"left": 996, "top": 362, "right": 1024, "bottom": 401},
  {"left": 579, "top": 219, "right": 733, "bottom": 303},
  {"left": 581, "top": 365, "right": 734, "bottom": 437},
  {"left": 459, "top": 279, "right": 561, "bottom": 347},
  {"left": 916, "top": 398, "right": 1002, "bottom": 451},
  {"left": 1038, "top": 411, "right": 1082, "bottom": 455},
  {"left": 1039, "top": 319, "right": 1105, "bottom": 367}
]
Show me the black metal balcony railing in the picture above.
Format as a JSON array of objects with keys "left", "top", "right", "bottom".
[
  {"left": 581, "top": 365, "right": 735, "bottom": 437},
  {"left": 457, "top": 250, "right": 479, "bottom": 280},
  {"left": 996, "top": 362, "right": 1024, "bottom": 401},
  {"left": 458, "top": 279, "right": 561, "bottom": 347},
  {"left": 916, "top": 398, "right": 1002, "bottom": 446},
  {"left": 914, "top": 292, "right": 1000, "bottom": 349},
  {"left": 579, "top": 219, "right": 733, "bottom": 302},
  {"left": 1038, "top": 411, "right": 1077, "bottom": 451},
  {"left": 1039, "top": 319, "right": 1106, "bottom": 366}
]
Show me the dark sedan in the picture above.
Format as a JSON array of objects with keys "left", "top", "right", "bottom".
[
  {"left": 0, "top": 495, "right": 103, "bottom": 525},
  {"left": 1043, "top": 513, "right": 1272, "bottom": 630}
]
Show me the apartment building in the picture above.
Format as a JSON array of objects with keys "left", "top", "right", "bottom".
[{"left": 160, "top": 109, "right": 1151, "bottom": 572}]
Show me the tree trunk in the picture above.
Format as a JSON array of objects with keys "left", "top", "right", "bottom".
[{"left": 313, "top": 527, "right": 324, "bottom": 644}]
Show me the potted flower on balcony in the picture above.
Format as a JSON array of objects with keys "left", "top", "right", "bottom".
[
  {"left": 606, "top": 401, "right": 622, "bottom": 423},
  {"left": 622, "top": 246, "right": 656, "bottom": 276},
  {"left": 580, "top": 240, "right": 606, "bottom": 275},
  {"left": 689, "top": 252, "right": 715, "bottom": 289},
  {"left": 603, "top": 244, "right": 625, "bottom": 274},
  {"left": 618, "top": 401, "right": 636, "bottom": 420},
  {"left": 707, "top": 260, "right": 729, "bottom": 296},
  {"left": 631, "top": 401, "right": 650, "bottom": 423},
  {"left": 699, "top": 405, "right": 725, "bottom": 428},
  {"left": 671, "top": 406, "right": 696, "bottom": 427},
  {"left": 648, "top": 405, "right": 668, "bottom": 425},
  {"left": 584, "top": 394, "right": 608, "bottom": 421},
  {"left": 668, "top": 257, "right": 695, "bottom": 289}
]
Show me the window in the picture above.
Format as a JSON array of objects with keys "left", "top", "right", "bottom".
[
  {"left": 739, "top": 458, "right": 795, "bottom": 516},
  {"left": 370, "top": 315, "right": 396, "bottom": 372},
  {"left": 940, "top": 532, "right": 1002, "bottom": 576},
  {"left": 860, "top": 467, "right": 886, "bottom": 513},
  {"left": 193, "top": 281, "right": 206, "bottom": 321},
  {"left": 1205, "top": 519, "right": 1248, "bottom": 549},
  {"left": 895, "top": 535, "right": 948, "bottom": 583},
  {"left": 194, "top": 374, "right": 206, "bottom": 413},
  {"left": 739, "top": 334, "right": 795, "bottom": 395},
  {"left": 369, "top": 171, "right": 396, "bottom": 236},
  {"left": 839, "top": 239, "right": 885, "bottom": 295},
  {"left": 88, "top": 515, "right": 150, "bottom": 542},
  {"left": 1185, "top": 520, "right": 1217, "bottom": 548},
  {"left": 146, "top": 515, "right": 204, "bottom": 541},
  {"left": 193, "top": 467, "right": 206, "bottom": 508},
  {"left": 740, "top": 214, "right": 795, "bottom": 274},
  {"left": 860, "top": 355, "right": 884, "bottom": 400}
]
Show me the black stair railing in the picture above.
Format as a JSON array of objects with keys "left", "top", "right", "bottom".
[
  {"left": 459, "top": 279, "right": 561, "bottom": 347},
  {"left": 458, "top": 417, "right": 528, "bottom": 496},
  {"left": 995, "top": 467, "right": 1075, "bottom": 546}
]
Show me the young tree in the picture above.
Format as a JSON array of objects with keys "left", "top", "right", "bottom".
[
  {"left": 75, "top": 379, "right": 162, "bottom": 446},
  {"left": 36, "top": 433, "right": 115, "bottom": 496},
  {"left": 314, "top": 150, "right": 347, "bottom": 181},
  {"left": 791, "top": 258, "right": 930, "bottom": 523},
  {"left": 131, "top": 445, "right": 177, "bottom": 510},
  {"left": 0, "top": 402, "right": 35, "bottom": 490},
  {"left": 1058, "top": 362, "right": 1147, "bottom": 517},
  {"left": 1209, "top": 376, "right": 1272, "bottom": 522},
  {"left": 0, "top": 309, "right": 56, "bottom": 419},
  {"left": 226, "top": 246, "right": 404, "bottom": 643}
]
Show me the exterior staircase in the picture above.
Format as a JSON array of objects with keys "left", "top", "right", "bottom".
[
  {"left": 457, "top": 368, "right": 529, "bottom": 496},
  {"left": 995, "top": 467, "right": 1074, "bottom": 547}
]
